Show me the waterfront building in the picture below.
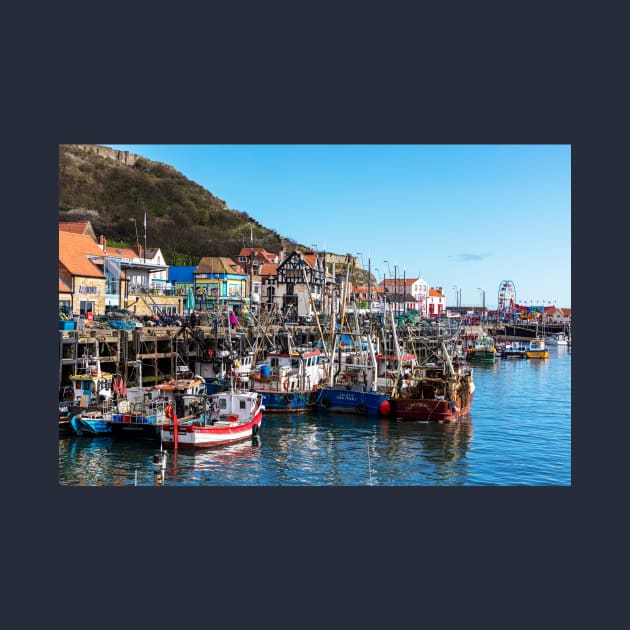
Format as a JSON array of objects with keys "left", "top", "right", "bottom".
[
  {"left": 273, "top": 250, "right": 326, "bottom": 320},
  {"left": 426, "top": 287, "right": 446, "bottom": 317},
  {"left": 237, "top": 247, "right": 277, "bottom": 310},
  {"left": 58, "top": 230, "right": 108, "bottom": 318},
  {"left": 546, "top": 307, "right": 572, "bottom": 325},
  {"left": 59, "top": 222, "right": 173, "bottom": 318},
  {"left": 94, "top": 237, "right": 171, "bottom": 315},
  {"left": 192, "top": 257, "right": 248, "bottom": 312},
  {"left": 380, "top": 277, "right": 429, "bottom": 315},
  {"left": 350, "top": 284, "right": 385, "bottom": 315}
]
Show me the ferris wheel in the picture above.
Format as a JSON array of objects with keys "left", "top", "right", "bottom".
[{"left": 497, "top": 280, "right": 516, "bottom": 313}]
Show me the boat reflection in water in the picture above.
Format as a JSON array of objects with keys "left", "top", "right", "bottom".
[
  {"left": 392, "top": 416, "right": 473, "bottom": 461},
  {"left": 165, "top": 436, "right": 262, "bottom": 485}
]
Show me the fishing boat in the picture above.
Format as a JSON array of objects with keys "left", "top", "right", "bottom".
[
  {"left": 160, "top": 388, "right": 264, "bottom": 448},
  {"left": 191, "top": 327, "right": 256, "bottom": 394},
  {"left": 67, "top": 355, "right": 118, "bottom": 436},
  {"left": 66, "top": 355, "right": 116, "bottom": 413},
  {"left": 466, "top": 335, "right": 497, "bottom": 363},
  {"left": 109, "top": 397, "right": 170, "bottom": 441},
  {"left": 108, "top": 362, "right": 205, "bottom": 440},
  {"left": 195, "top": 348, "right": 256, "bottom": 393},
  {"left": 70, "top": 399, "right": 116, "bottom": 436},
  {"left": 499, "top": 342, "right": 527, "bottom": 358},
  {"left": 526, "top": 338, "right": 550, "bottom": 359},
  {"left": 250, "top": 330, "right": 326, "bottom": 412},
  {"left": 313, "top": 331, "right": 390, "bottom": 416},
  {"left": 390, "top": 342, "right": 475, "bottom": 422},
  {"left": 546, "top": 332, "right": 569, "bottom": 346}
]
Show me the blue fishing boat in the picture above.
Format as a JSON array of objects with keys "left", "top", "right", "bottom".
[
  {"left": 70, "top": 408, "right": 114, "bottom": 436},
  {"left": 250, "top": 342, "right": 326, "bottom": 412},
  {"left": 313, "top": 331, "right": 390, "bottom": 416},
  {"left": 66, "top": 355, "right": 118, "bottom": 436}
]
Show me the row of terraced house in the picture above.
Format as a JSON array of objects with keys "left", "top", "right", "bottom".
[{"left": 59, "top": 221, "right": 447, "bottom": 321}]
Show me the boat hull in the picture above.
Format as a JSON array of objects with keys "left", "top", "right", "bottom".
[
  {"left": 257, "top": 391, "right": 313, "bottom": 412},
  {"left": 70, "top": 415, "right": 112, "bottom": 436},
  {"left": 160, "top": 410, "right": 263, "bottom": 448},
  {"left": 314, "top": 387, "right": 389, "bottom": 416},
  {"left": 391, "top": 393, "right": 474, "bottom": 422},
  {"left": 526, "top": 351, "right": 549, "bottom": 359},
  {"left": 110, "top": 421, "right": 165, "bottom": 440},
  {"left": 502, "top": 350, "right": 526, "bottom": 358},
  {"left": 467, "top": 351, "right": 496, "bottom": 363}
]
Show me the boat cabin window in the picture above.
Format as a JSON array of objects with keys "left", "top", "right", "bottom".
[
  {"left": 240, "top": 400, "right": 246, "bottom": 409},
  {"left": 219, "top": 399, "right": 227, "bottom": 409},
  {"left": 270, "top": 358, "right": 279, "bottom": 369}
]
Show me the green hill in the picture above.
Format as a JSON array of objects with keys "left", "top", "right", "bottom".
[{"left": 58, "top": 144, "right": 296, "bottom": 265}]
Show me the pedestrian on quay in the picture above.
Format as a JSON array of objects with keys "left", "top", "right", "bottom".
[{"left": 229, "top": 311, "right": 239, "bottom": 330}]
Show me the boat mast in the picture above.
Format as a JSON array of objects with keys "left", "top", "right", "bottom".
[
  {"left": 388, "top": 300, "right": 403, "bottom": 397},
  {"left": 301, "top": 260, "right": 329, "bottom": 361}
]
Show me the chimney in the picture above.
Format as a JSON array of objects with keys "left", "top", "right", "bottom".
[{"left": 99, "top": 235, "right": 107, "bottom": 254}]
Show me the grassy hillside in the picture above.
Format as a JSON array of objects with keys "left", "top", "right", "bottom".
[{"left": 58, "top": 144, "right": 295, "bottom": 265}]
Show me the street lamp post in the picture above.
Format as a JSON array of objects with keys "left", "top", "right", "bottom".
[
  {"left": 129, "top": 218, "right": 139, "bottom": 247},
  {"left": 143, "top": 212, "right": 147, "bottom": 263},
  {"left": 477, "top": 287, "right": 485, "bottom": 321}
]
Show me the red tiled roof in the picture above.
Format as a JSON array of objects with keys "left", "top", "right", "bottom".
[
  {"left": 58, "top": 230, "right": 104, "bottom": 278},
  {"left": 428, "top": 288, "right": 444, "bottom": 297},
  {"left": 382, "top": 278, "right": 417, "bottom": 286},
  {"left": 195, "top": 257, "right": 245, "bottom": 275},
  {"left": 59, "top": 221, "right": 96, "bottom": 237},
  {"left": 59, "top": 277, "right": 72, "bottom": 293},
  {"left": 301, "top": 253, "right": 317, "bottom": 269},
  {"left": 352, "top": 285, "right": 385, "bottom": 293},
  {"left": 259, "top": 263, "right": 278, "bottom": 276},
  {"left": 238, "top": 247, "right": 278, "bottom": 263}
]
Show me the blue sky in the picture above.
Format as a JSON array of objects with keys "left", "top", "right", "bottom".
[{"left": 105, "top": 144, "right": 571, "bottom": 309}]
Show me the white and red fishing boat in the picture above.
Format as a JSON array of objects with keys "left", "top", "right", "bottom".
[{"left": 160, "top": 386, "right": 264, "bottom": 448}]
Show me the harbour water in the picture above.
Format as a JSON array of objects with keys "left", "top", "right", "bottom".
[{"left": 58, "top": 346, "right": 571, "bottom": 486}]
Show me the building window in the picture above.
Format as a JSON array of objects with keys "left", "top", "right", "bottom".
[{"left": 79, "top": 301, "right": 94, "bottom": 317}]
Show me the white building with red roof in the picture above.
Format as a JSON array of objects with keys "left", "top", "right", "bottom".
[{"left": 426, "top": 287, "right": 446, "bottom": 317}]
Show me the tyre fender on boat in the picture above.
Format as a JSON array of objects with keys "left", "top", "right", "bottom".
[
  {"left": 321, "top": 396, "right": 330, "bottom": 408},
  {"left": 309, "top": 390, "right": 319, "bottom": 404},
  {"left": 252, "top": 423, "right": 260, "bottom": 436},
  {"left": 285, "top": 393, "right": 295, "bottom": 403}
]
